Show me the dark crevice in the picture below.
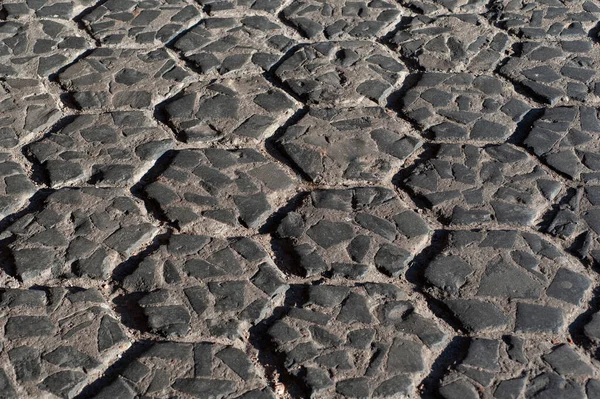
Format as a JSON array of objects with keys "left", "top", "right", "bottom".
[
  {"left": 111, "top": 229, "right": 172, "bottom": 283},
  {"left": 419, "top": 336, "right": 471, "bottom": 397}
]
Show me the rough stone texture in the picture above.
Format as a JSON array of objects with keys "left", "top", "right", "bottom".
[
  {"left": 81, "top": 0, "right": 202, "bottom": 46},
  {"left": 0, "top": 152, "right": 37, "bottom": 220},
  {"left": 275, "top": 187, "right": 431, "bottom": 279},
  {"left": 4, "top": 188, "right": 158, "bottom": 284},
  {"left": 274, "top": 41, "right": 408, "bottom": 107},
  {"left": 161, "top": 75, "right": 298, "bottom": 144},
  {"left": 278, "top": 107, "right": 422, "bottom": 184},
  {"left": 280, "top": 0, "right": 402, "bottom": 40},
  {"left": 401, "top": 72, "right": 531, "bottom": 141},
  {"left": 0, "top": 287, "right": 130, "bottom": 399},
  {"left": 195, "top": 0, "right": 285, "bottom": 14},
  {"left": 26, "top": 111, "right": 174, "bottom": 188},
  {"left": 404, "top": 143, "right": 563, "bottom": 227},
  {"left": 144, "top": 148, "right": 296, "bottom": 233},
  {"left": 400, "top": 0, "right": 488, "bottom": 15},
  {"left": 57, "top": 47, "right": 194, "bottom": 110},
  {"left": 268, "top": 283, "right": 448, "bottom": 397},
  {"left": 0, "top": 0, "right": 96, "bottom": 19}
]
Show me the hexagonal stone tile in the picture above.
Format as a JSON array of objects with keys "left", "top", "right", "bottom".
[
  {"left": 123, "top": 234, "right": 287, "bottom": 339},
  {"left": 389, "top": 14, "right": 511, "bottom": 72},
  {"left": 5, "top": 188, "right": 158, "bottom": 284},
  {"left": 0, "top": 287, "right": 131, "bottom": 399},
  {"left": 275, "top": 187, "right": 431, "bottom": 279},
  {"left": 88, "top": 341, "right": 275, "bottom": 399},
  {"left": 0, "top": 0, "right": 96, "bottom": 19},
  {"left": 81, "top": 0, "right": 202, "bottom": 46},
  {"left": 0, "top": 153, "right": 36, "bottom": 220},
  {"left": 0, "top": 78, "right": 62, "bottom": 149},
  {"left": 277, "top": 107, "right": 422, "bottom": 184},
  {"left": 436, "top": 338, "right": 595, "bottom": 399},
  {"left": 0, "top": 19, "right": 91, "bottom": 78},
  {"left": 400, "top": 72, "right": 531, "bottom": 142},
  {"left": 274, "top": 41, "right": 407, "bottom": 107},
  {"left": 161, "top": 75, "right": 299, "bottom": 144},
  {"left": 499, "top": 41, "right": 600, "bottom": 105},
  {"left": 424, "top": 229, "right": 592, "bottom": 335},
  {"left": 403, "top": 143, "right": 563, "bottom": 227},
  {"left": 280, "top": 0, "right": 402, "bottom": 40},
  {"left": 26, "top": 111, "right": 174, "bottom": 188},
  {"left": 268, "top": 283, "right": 448, "bottom": 397},
  {"left": 170, "top": 15, "right": 295, "bottom": 76},
  {"left": 400, "top": 0, "right": 487, "bottom": 15},
  {"left": 57, "top": 47, "right": 194, "bottom": 110},
  {"left": 491, "top": 0, "right": 600, "bottom": 40},
  {"left": 143, "top": 148, "right": 296, "bottom": 233}
]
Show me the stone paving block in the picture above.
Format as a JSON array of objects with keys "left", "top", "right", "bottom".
[
  {"left": 0, "top": 0, "right": 96, "bottom": 19},
  {"left": 400, "top": 0, "right": 488, "bottom": 15},
  {"left": 277, "top": 107, "right": 422, "bottom": 184},
  {"left": 268, "top": 283, "right": 448, "bottom": 397},
  {"left": 26, "top": 111, "right": 174, "bottom": 188},
  {"left": 161, "top": 75, "right": 299, "bottom": 144},
  {"left": 5, "top": 188, "right": 158, "bottom": 284},
  {"left": 275, "top": 187, "right": 431, "bottom": 279},
  {"left": 280, "top": 0, "right": 402, "bottom": 40},
  {"left": 0, "top": 286, "right": 131, "bottom": 399},
  {"left": 401, "top": 72, "right": 531, "bottom": 141},
  {"left": 389, "top": 14, "right": 511, "bottom": 72},
  {"left": 403, "top": 143, "right": 563, "bottom": 227},
  {"left": 196, "top": 0, "right": 285, "bottom": 14},
  {"left": 143, "top": 148, "right": 296, "bottom": 233},
  {"left": 0, "top": 153, "right": 36, "bottom": 220},
  {"left": 57, "top": 47, "right": 194, "bottom": 110},
  {"left": 0, "top": 19, "right": 91, "bottom": 79},
  {"left": 170, "top": 15, "right": 295, "bottom": 76},
  {"left": 274, "top": 41, "right": 408, "bottom": 107},
  {"left": 81, "top": 0, "right": 202, "bottom": 47}
]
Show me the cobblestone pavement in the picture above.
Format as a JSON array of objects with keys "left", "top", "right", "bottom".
[{"left": 2, "top": 0, "right": 600, "bottom": 398}]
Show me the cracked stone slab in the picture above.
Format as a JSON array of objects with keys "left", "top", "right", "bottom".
[
  {"left": 0, "top": 19, "right": 91, "bottom": 79},
  {"left": 196, "top": 0, "right": 285, "bottom": 14},
  {"left": 170, "top": 15, "right": 295, "bottom": 76},
  {"left": 161, "top": 75, "right": 299, "bottom": 144},
  {"left": 268, "top": 283, "right": 449, "bottom": 397},
  {"left": 389, "top": 14, "right": 511, "bottom": 72},
  {"left": 81, "top": 0, "right": 202, "bottom": 47},
  {"left": 275, "top": 187, "right": 431, "bottom": 279},
  {"left": 26, "top": 111, "right": 174, "bottom": 188},
  {"left": 436, "top": 338, "right": 596, "bottom": 399},
  {"left": 1, "top": 0, "right": 97, "bottom": 19},
  {"left": 400, "top": 0, "right": 487, "bottom": 15},
  {"left": 274, "top": 41, "right": 408, "bottom": 107},
  {"left": 277, "top": 107, "right": 422, "bottom": 184},
  {"left": 280, "top": 0, "right": 402, "bottom": 40},
  {"left": 57, "top": 47, "right": 194, "bottom": 110},
  {"left": 401, "top": 72, "right": 531, "bottom": 142},
  {"left": 0, "top": 286, "right": 131, "bottom": 399},
  {"left": 5, "top": 188, "right": 158, "bottom": 284},
  {"left": 88, "top": 341, "right": 275, "bottom": 399},
  {"left": 143, "top": 148, "right": 296, "bottom": 233},
  {"left": 499, "top": 41, "right": 600, "bottom": 105},
  {"left": 424, "top": 229, "right": 592, "bottom": 336},
  {"left": 403, "top": 143, "right": 563, "bottom": 227},
  {"left": 123, "top": 234, "right": 288, "bottom": 339},
  {"left": 0, "top": 78, "right": 62, "bottom": 149},
  {"left": 0, "top": 153, "right": 36, "bottom": 220}
]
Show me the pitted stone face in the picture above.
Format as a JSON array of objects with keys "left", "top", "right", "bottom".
[
  {"left": 171, "top": 16, "right": 295, "bottom": 76},
  {"left": 123, "top": 235, "right": 287, "bottom": 339},
  {"left": 144, "top": 148, "right": 296, "bottom": 233},
  {"left": 0, "top": 19, "right": 91, "bottom": 79},
  {"left": 162, "top": 76, "right": 299, "bottom": 144},
  {"left": 275, "top": 187, "right": 431, "bottom": 279},
  {"left": 0, "top": 153, "right": 36, "bottom": 220},
  {"left": 0, "top": 287, "right": 131, "bottom": 399},
  {"left": 268, "top": 283, "right": 448, "bottom": 397},
  {"left": 401, "top": 72, "right": 531, "bottom": 142},
  {"left": 57, "top": 48, "right": 194, "bottom": 110},
  {"left": 281, "top": 0, "right": 402, "bottom": 40},
  {"left": 403, "top": 143, "right": 563, "bottom": 227},
  {"left": 26, "top": 111, "right": 174, "bottom": 188},
  {"left": 6, "top": 188, "right": 158, "bottom": 284},
  {"left": 81, "top": 0, "right": 202, "bottom": 46},
  {"left": 88, "top": 341, "right": 275, "bottom": 399},
  {"left": 423, "top": 230, "right": 592, "bottom": 335},
  {"left": 390, "top": 14, "right": 511, "bottom": 72},
  {"left": 0, "top": 0, "right": 96, "bottom": 19},
  {"left": 277, "top": 107, "right": 422, "bottom": 184},
  {"left": 274, "top": 41, "right": 408, "bottom": 107}
]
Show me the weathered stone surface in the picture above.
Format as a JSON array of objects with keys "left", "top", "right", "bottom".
[
  {"left": 0, "top": 152, "right": 36, "bottom": 220},
  {"left": 1, "top": 0, "right": 95, "bottom": 19},
  {"left": 400, "top": 0, "right": 488, "bottom": 15},
  {"left": 278, "top": 107, "right": 422, "bottom": 184}
]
